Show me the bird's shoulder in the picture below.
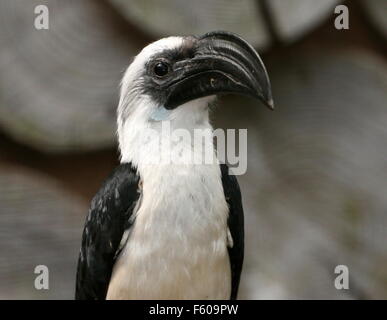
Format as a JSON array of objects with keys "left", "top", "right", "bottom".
[
  {"left": 76, "top": 162, "right": 140, "bottom": 300},
  {"left": 220, "top": 164, "right": 242, "bottom": 201},
  {"left": 84, "top": 162, "right": 141, "bottom": 251},
  {"left": 219, "top": 163, "right": 244, "bottom": 300},
  {"left": 90, "top": 162, "right": 140, "bottom": 216}
]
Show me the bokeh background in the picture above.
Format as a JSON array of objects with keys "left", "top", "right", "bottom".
[{"left": 0, "top": 0, "right": 386, "bottom": 299}]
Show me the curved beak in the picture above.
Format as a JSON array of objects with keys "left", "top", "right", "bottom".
[{"left": 164, "top": 31, "right": 273, "bottom": 110}]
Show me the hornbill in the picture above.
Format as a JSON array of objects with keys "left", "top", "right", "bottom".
[{"left": 75, "top": 31, "right": 273, "bottom": 300}]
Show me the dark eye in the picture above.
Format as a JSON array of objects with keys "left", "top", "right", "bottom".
[{"left": 153, "top": 61, "right": 170, "bottom": 77}]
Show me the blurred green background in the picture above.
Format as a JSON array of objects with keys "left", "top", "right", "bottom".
[{"left": 0, "top": 0, "right": 386, "bottom": 299}]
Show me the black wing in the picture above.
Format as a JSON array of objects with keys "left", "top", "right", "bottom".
[
  {"left": 220, "top": 164, "right": 244, "bottom": 300},
  {"left": 75, "top": 163, "right": 140, "bottom": 300}
]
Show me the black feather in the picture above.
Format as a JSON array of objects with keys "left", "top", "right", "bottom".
[
  {"left": 75, "top": 163, "right": 140, "bottom": 300},
  {"left": 220, "top": 164, "right": 245, "bottom": 300}
]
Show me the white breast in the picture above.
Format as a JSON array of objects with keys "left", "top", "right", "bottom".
[{"left": 106, "top": 161, "right": 231, "bottom": 300}]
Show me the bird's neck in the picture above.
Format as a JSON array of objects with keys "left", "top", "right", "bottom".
[{"left": 118, "top": 99, "right": 217, "bottom": 174}]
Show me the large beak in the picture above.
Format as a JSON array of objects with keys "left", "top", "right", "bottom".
[{"left": 164, "top": 31, "right": 273, "bottom": 110}]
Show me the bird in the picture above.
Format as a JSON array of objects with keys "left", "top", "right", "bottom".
[{"left": 75, "top": 31, "right": 273, "bottom": 300}]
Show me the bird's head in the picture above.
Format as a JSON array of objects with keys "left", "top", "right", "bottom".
[{"left": 117, "top": 31, "right": 273, "bottom": 164}]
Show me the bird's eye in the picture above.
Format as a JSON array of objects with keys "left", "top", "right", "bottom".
[{"left": 153, "top": 61, "right": 170, "bottom": 77}]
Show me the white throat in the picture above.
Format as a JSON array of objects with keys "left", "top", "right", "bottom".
[{"left": 118, "top": 96, "right": 216, "bottom": 172}]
